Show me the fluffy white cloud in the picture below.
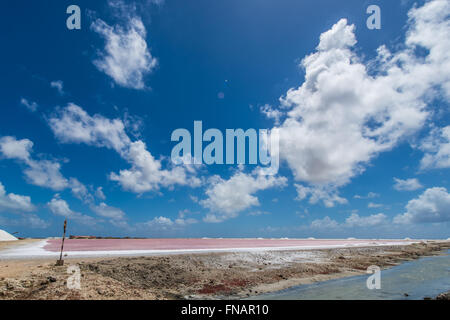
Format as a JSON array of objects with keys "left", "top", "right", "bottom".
[
  {"left": 24, "top": 160, "right": 69, "bottom": 191},
  {"left": 48, "top": 104, "right": 131, "bottom": 152},
  {"left": 90, "top": 202, "right": 130, "bottom": 228},
  {"left": 260, "top": 104, "right": 283, "bottom": 125},
  {"left": 311, "top": 213, "right": 388, "bottom": 229},
  {"left": 317, "top": 18, "right": 356, "bottom": 51},
  {"left": 274, "top": 1, "right": 449, "bottom": 201},
  {"left": 0, "top": 213, "right": 49, "bottom": 229},
  {"left": 95, "top": 187, "right": 106, "bottom": 200},
  {"left": 0, "top": 136, "right": 33, "bottom": 161},
  {"left": 0, "top": 181, "right": 35, "bottom": 212},
  {"left": 47, "top": 196, "right": 77, "bottom": 217},
  {"left": 49, "top": 104, "right": 200, "bottom": 193},
  {"left": 0, "top": 136, "right": 99, "bottom": 203},
  {"left": 174, "top": 209, "right": 198, "bottom": 226},
  {"left": 368, "top": 202, "right": 383, "bottom": 209},
  {"left": 394, "top": 187, "right": 450, "bottom": 224},
  {"left": 69, "top": 178, "right": 94, "bottom": 203},
  {"left": 91, "top": 202, "right": 125, "bottom": 220},
  {"left": 174, "top": 217, "right": 197, "bottom": 226},
  {"left": 310, "top": 216, "right": 339, "bottom": 229},
  {"left": 91, "top": 5, "right": 157, "bottom": 90},
  {"left": 109, "top": 140, "right": 201, "bottom": 193},
  {"left": 143, "top": 212, "right": 197, "bottom": 230},
  {"left": 393, "top": 177, "right": 423, "bottom": 191},
  {"left": 344, "top": 213, "right": 388, "bottom": 228},
  {"left": 0, "top": 136, "right": 69, "bottom": 191},
  {"left": 144, "top": 216, "right": 174, "bottom": 229},
  {"left": 23, "top": 214, "right": 50, "bottom": 229},
  {"left": 419, "top": 126, "right": 450, "bottom": 170},
  {"left": 47, "top": 196, "right": 96, "bottom": 225},
  {"left": 295, "top": 184, "right": 347, "bottom": 208},
  {"left": 200, "top": 171, "right": 287, "bottom": 222}
]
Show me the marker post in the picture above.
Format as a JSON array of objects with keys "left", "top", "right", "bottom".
[{"left": 56, "top": 219, "right": 67, "bottom": 266}]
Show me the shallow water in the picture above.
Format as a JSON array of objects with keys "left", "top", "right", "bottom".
[{"left": 250, "top": 250, "right": 450, "bottom": 300}]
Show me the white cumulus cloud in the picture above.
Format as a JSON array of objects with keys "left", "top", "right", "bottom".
[
  {"left": 274, "top": 0, "right": 450, "bottom": 204},
  {"left": 419, "top": 126, "right": 450, "bottom": 170},
  {"left": 393, "top": 177, "right": 423, "bottom": 191},
  {"left": 394, "top": 187, "right": 450, "bottom": 224},
  {"left": 91, "top": 202, "right": 125, "bottom": 220},
  {"left": 47, "top": 195, "right": 96, "bottom": 225},
  {"left": 295, "top": 184, "right": 347, "bottom": 208},
  {"left": 91, "top": 5, "right": 157, "bottom": 90},
  {"left": 0, "top": 181, "right": 35, "bottom": 213},
  {"left": 0, "top": 136, "right": 69, "bottom": 191},
  {"left": 0, "top": 213, "right": 49, "bottom": 229},
  {"left": 200, "top": 171, "right": 287, "bottom": 222},
  {"left": 48, "top": 104, "right": 200, "bottom": 193}
]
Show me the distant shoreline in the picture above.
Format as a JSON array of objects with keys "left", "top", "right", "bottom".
[{"left": 0, "top": 238, "right": 429, "bottom": 260}]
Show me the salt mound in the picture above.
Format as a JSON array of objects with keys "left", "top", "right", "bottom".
[{"left": 0, "top": 229, "right": 18, "bottom": 241}]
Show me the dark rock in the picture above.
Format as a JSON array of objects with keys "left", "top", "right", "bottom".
[{"left": 435, "top": 291, "right": 450, "bottom": 300}]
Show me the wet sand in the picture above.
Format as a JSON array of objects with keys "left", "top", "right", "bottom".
[{"left": 0, "top": 240, "right": 449, "bottom": 300}]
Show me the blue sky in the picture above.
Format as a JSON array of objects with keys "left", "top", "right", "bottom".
[{"left": 0, "top": 0, "right": 449, "bottom": 239}]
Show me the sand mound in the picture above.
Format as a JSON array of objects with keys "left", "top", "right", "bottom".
[{"left": 0, "top": 229, "right": 18, "bottom": 241}]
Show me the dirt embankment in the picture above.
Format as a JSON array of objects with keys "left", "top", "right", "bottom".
[{"left": 0, "top": 241, "right": 449, "bottom": 300}]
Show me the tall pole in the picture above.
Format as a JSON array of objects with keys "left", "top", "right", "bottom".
[{"left": 56, "top": 219, "right": 67, "bottom": 266}]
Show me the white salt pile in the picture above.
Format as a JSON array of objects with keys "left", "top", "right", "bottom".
[{"left": 0, "top": 229, "right": 18, "bottom": 241}]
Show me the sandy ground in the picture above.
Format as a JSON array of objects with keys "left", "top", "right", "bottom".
[
  {"left": 0, "top": 240, "right": 449, "bottom": 300},
  {"left": 0, "top": 239, "right": 40, "bottom": 251}
]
